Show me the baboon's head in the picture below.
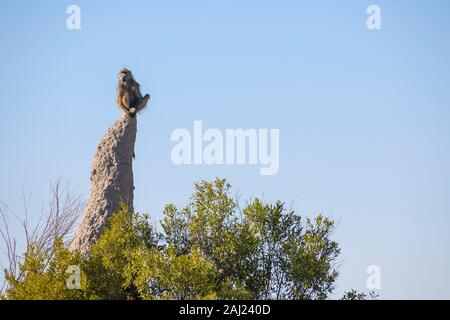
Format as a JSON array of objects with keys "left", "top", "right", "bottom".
[{"left": 118, "top": 68, "right": 133, "bottom": 84}]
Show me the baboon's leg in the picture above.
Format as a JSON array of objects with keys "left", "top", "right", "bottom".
[{"left": 137, "top": 94, "right": 150, "bottom": 112}]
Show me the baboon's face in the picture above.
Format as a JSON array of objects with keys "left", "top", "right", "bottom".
[{"left": 118, "top": 69, "right": 131, "bottom": 83}]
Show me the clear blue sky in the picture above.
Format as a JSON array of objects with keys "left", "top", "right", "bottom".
[{"left": 1, "top": 0, "right": 449, "bottom": 299}]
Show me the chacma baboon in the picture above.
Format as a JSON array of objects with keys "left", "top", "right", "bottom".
[{"left": 116, "top": 68, "right": 150, "bottom": 116}]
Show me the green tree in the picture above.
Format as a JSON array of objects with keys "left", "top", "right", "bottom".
[
  {"left": 2, "top": 178, "right": 364, "bottom": 300},
  {"left": 4, "top": 239, "right": 85, "bottom": 299}
]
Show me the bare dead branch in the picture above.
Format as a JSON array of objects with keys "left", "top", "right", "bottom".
[{"left": 0, "top": 179, "right": 84, "bottom": 295}]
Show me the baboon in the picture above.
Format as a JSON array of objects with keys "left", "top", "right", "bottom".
[{"left": 116, "top": 68, "right": 150, "bottom": 116}]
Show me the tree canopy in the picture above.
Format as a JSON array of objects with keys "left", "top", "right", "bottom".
[{"left": 2, "top": 178, "right": 363, "bottom": 300}]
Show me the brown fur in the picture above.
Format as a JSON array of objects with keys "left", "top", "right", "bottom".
[{"left": 116, "top": 68, "right": 150, "bottom": 116}]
